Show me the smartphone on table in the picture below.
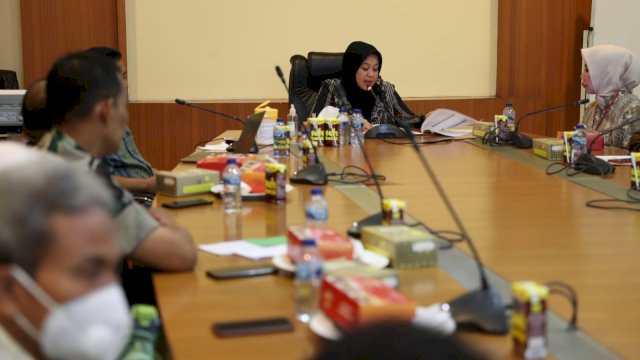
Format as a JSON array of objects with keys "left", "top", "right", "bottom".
[
  {"left": 206, "top": 264, "right": 277, "bottom": 280},
  {"left": 161, "top": 198, "right": 213, "bottom": 209},
  {"left": 212, "top": 317, "right": 294, "bottom": 337}
]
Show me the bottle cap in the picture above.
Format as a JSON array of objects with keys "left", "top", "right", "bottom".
[
  {"left": 311, "top": 188, "right": 323, "bottom": 196},
  {"left": 226, "top": 158, "right": 237, "bottom": 165},
  {"left": 276, "top": 118, "right": 284, "bottom": 123},
  {"left": 339, "top": 107, "right": 346, "bottom": 113},
  {"left": 302, "top": 238, "right": 317, "bottom": 246},
  {"left": 506, "top": 103, "right": 513, "bottom": 107},
  {"left": 354, "top": 108, "right": 362, "bottom": 114},
  {"left": 575, "top": 123, "right": 585, "bottom": 129}
]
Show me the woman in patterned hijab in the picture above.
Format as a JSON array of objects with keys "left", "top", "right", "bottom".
[{"left": 581, "top": 44, "right": 640, "bottom": 147}]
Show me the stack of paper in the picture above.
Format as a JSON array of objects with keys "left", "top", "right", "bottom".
[
  {"left": 199, "top": 236, "right": 287, "bottom": 260},
  {"left": 420, "top": 109, "right": 477, "bottom": 137}
]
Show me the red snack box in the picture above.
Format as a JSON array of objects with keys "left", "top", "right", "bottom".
[
  {"left": 287, "top": 226, "right": 353, "bottom": 263},
  {"left": 241, "top": 160, "right": 266, "bottom": 194},
  {"left": 320, "top": 276, "right": 416, "bottom": 330},
  {"left": 556, "top": 130, "right": 604, "bottom": 150},
  {"left": 197, "top": 155, "right": 269, "bottom": 193},
  {"left": 197, "top": 154, "right": 251, "bottom": 172}
]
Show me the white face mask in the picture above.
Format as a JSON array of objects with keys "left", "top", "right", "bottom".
[{"left": 11, "top": 266, "right": 133, "bottom": 360}]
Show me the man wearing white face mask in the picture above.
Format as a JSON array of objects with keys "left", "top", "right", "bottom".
[{"left": 0, "top": 145, "right": 132, "bottom": 360}]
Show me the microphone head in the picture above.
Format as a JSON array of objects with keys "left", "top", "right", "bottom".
[
  {"left": 175, "top": 98, "right": 187, "bottom": 105},
  {"left": 578, "top": 99, "right": 590, "bottom": 105},
  {"left": 275, "top": 65, "right": 284, "bottom": 78}
]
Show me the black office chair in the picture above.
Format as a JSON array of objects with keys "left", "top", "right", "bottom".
[
  {"left": 288, "top": 52, "right": 418, "bottom": 126},
  {"left": 0, "top": 70, "right": 19, "bottom": 89},
  {"left": 289, "top": 52, "right": 343, "bottom": 122}
]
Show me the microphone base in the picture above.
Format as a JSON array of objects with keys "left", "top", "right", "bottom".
[
  {"left": 448, "top": 287, "right": 509, "bottom": 334},
  {"left": 575, "top": 153, "right": 615, "bottom": 176},
  {"left": 347, "top": 212, "right": 384, "bottom": 239},
  {"left": 290, "top": 163, "right": 328, "bottom": 185},
  {"left": 508, "top": 131, "right": 533, "bottom": 149},
  {"left": 364, "top": 124, "right": 406, "bottom": 139}
]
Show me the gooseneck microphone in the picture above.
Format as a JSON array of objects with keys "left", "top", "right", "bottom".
[
  {"left": 346, "top": 115, "right": 388, "bottom": 238},
  {"left": 397, "top": 120, "right": 509, "bottom": 334},
  {"left": 275, "top": 66, "right": 289, "bottom": 94},
  {"left": 575, "top": 116, "right": 640, "bottom": 175},
  {"left": 334, "top": 83, "right": 354, "bottom": 115},
  {"left": 175, "top": 99, "right": 245, "bottom": 125},
  {"left": 367, "top": 85, "right": 407, "bottom": 139},
  {"left": 175, "top": 98, "right": 257, "bottom": 153},
  {"left": 334, "top": 82, "right": 389, "bottom": 236},
  {"left": 509, "top": 99, "right": 589, "bottom": 149}
]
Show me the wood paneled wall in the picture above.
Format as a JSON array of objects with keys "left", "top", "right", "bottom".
[
  {"left": 127, "top": 102, "right": 289, "bottom": 170},
  {"left": 496, "top": 0, "right": 592, "bottom": 136},
  {"left": 20, "top": 0, "right": 119, "bottom": 87},
  {"left": 21, "top": 0, "right": 592, "bottom": 170}
]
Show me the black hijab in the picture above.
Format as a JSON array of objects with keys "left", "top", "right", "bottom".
[{"left": 341, "top": 41, "right": 382, "bottom": 120}]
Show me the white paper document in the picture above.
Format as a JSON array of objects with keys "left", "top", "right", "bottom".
[
  {"left": 197, "top": 142, "right": 229, "bottom": 152},
  {"left": 420, "top": 109, "right": 478, "bottom": 137},
  {"left": 595, "top": 155, "right": 632, "bottom": 165},
  {"left": 199, "top": 241, "right": 287, "bottom": 260}
]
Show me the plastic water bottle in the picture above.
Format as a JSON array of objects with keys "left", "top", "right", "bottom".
[
  {"left": 287, "top": 105, "right": 298, "bottom": 143},
  {"left": 295, "top": 238, "right": 323, "bottom": 323},
  {"left": 350, "top": 108, "right": 365, "bottom": 147},
  {"left": 502, "top": 103, "right": 516, "bottom": 129},
  {"left": 338, "top": 107, "right": 350, "bottom": 146},
  {"left": 305, "top": 188, "right": 328, "bottom": 227},
  {"left": 119, "top": 305, "right": 161, "bottom": 360},
  {"left": 273, "top": 118, "right": 289, "bottom": 159},
  {"left": 297, "top": 132, "right": 305, "bottom": 171},
  {"left": 222, "top": 158, "right": 242, "bottom": 212},
  {"left": 571, "top": 123, "right": 588, "bottom": 164}
]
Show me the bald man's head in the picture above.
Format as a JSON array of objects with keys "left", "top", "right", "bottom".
[{"left": 21, "top": 79, "right": 51, "bottom": 145}]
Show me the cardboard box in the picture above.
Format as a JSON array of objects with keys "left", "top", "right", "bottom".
[
  {"left": 156, "top": 169, "right": 219, "bottom": 197},
  {"left": 197, "top": 155, "right": 273, "bottom": 193},
  {"left": 287, "top": 226, "right": 353, "bottom": 263},
  {"left": 320, "top": 276, "right": 416, "bottom": 330},
  {"left": 472, "top": 121, "right": 495, "bottom": 138},
  {"left": 532, "top": 138, "right": 565, "bottom": 161},
  {"left": 196, "top": 154, "right": 252, "bottom": 173},
  {"left": 323, "top": 260, "right": 399, "bottom": 289},
  {"left": 361, "top": 225, "right": 437, "bottom": 268}
]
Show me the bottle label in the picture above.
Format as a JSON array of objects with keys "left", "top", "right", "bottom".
[
  {"left": 223, "top": 175, "right": 240, "bottom": 186},
  {"left": 296, "top": 261, "right": 312, "bottom": 280},
  {"left": 305, "top": 207, "right": 328, "bottom": 221},
  {"left": 296, "top": 259, "right": 322, "bottom": 282}
]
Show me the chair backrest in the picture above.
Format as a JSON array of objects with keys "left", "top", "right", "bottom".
[
  {"left": 289, "top": 52, "right": 343, "bottom": 122},
  {"left": 0, "top": 70, "right": 19, "bottom": 90}
]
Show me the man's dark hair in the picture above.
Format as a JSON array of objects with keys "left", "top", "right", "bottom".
[
  {"left": 21, "top": 79, "right": 51, "bottom": 145},
  {"left": 46, "top": 51, "right": 123, "bottom": 124},
  {"left": 84, "top": 46, "right": 122, "bottom": 61}
]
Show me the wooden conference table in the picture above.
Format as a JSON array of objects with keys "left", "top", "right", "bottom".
[{"left": 153, "top": 132, "right": 639, "bottom": 360}]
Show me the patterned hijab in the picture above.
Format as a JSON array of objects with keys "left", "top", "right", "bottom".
[
  {"left": 581, "top": 44, "right": 640, "bottom": 108},
  {"left": 341, "top": 41, "right": 382, "bottom": 119}
]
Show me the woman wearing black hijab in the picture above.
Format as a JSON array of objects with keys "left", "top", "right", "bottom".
[{"left": 312, "top": 41, "right": 416, "bottom": 129}]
